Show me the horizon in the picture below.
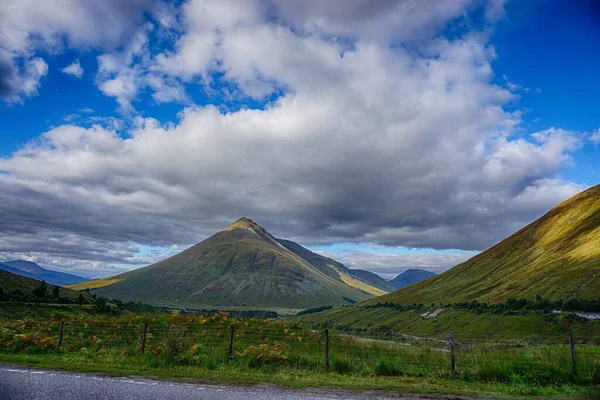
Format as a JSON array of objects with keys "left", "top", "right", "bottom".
[{"left": 1, "top": 0, "right": 599, "bottom": 279}]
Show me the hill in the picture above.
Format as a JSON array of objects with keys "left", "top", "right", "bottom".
[
  {"left": 69, "top": 218, "right": 389, "bottom": 309},
  {"left": 0, "top": 260, "right": 87, "bottom": 286},
  {"left": 388, "top": 269, "right": 436, "bottom": 289},
  {"left": 0, "top": 270, "right": 85, "bottom": 301},
  {"left": 368, "top": 184, "right": 600, "bottom": 304}
]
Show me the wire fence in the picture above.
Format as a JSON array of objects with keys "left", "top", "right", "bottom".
[{"left": 2, "top": 319, "right": 599, "bottom": 384}]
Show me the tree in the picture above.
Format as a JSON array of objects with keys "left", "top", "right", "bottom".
[
  {"left": 52, "top": 285, "right": 60, "bottom": 298},
  {"left": 32, "top": 280, "right": 48, "bottom": 298},
  {"left": 77, "top": 294, "right": 86, "bottom": 305}
]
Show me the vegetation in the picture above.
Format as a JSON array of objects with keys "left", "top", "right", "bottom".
[
  {"left": 1, "top": 308, "right": 599, "bottom": 398},
  {"left": 0, "top": 270, "right": 89, "bottom": 304},
  {"left": 296, "top": 306, "right": 333, "bottom": 316},
  {"left": 68, "top": 218, "right": 388, "bottom": 309},
  {"left": 300, "top": 305, "right": 600, "bottom": 342}
]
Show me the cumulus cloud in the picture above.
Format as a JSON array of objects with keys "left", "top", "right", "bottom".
[
  {"left": 0, "top": 0, "right": 593, "bottom": 275},
  {"left": 0, "top": 0, "right": 162, "bottom": 101},
  {"left": 61, "top": 59, "right": 83, "bottom": 78}
]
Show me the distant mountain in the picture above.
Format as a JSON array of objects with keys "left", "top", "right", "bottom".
[
  {"left": 371, "top": 184, "right": 600, "bottom": 304},
  {"left": 276, "top": 239, "right": 392, "bottom": 295},
  {"left": 388, "top": 269, "right": 436, "bottom": 290},
  {"left": 0, "top": 269, "right": 85, "bottom": 301},
  {"left": 69, "top": 218, "right": 391, "bottom": 309},
  {"left": 0, "top": 260, "right": 87, "bottom": 286}
]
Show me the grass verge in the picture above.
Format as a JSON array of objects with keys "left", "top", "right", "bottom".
[{"left": 1, "top": 353, "right": 598, "bottom": 399}]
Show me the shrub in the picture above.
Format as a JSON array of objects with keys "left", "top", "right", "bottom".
[
  {"left": 374, "top": 360, "right": 403, "bottom": 376},
  {"left": 238, "top": 342, "right": 288, "bottom": 368},
  {"left": 332, "top": 358, "right": 353, "bottom": 374}
]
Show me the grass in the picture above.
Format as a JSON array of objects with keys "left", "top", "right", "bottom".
[
  {"left": 2, "top": 353, "right": 598, "bottom": 399},
  {"left": 1, "top": 309, "right": 599, "bottom": 398},
  {"left": 300, "top": 307, "right": 600, "bottom": 342}
]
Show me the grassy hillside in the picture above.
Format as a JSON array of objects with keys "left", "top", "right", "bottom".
[
  {"left": 0, "top": 260, "right": 87, "bottom": 286},
  {"left": 277, "top": 239, "right": 392, "bottom": 295},
  {"left": 0, "top": 270, "right": 85, "bottom": 301},
  {"left": 366, "top": 184, "right": 600, "bottom": 305},
  {"left": 299, "top": 304, "right": 600, "bottom": 341},
  {"left": 69, "top": 218, "right": 383, "bottom": 309}
]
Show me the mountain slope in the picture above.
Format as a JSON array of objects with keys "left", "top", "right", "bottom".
[
  {"left": 369, "top": 184, "right": 600, "bottom": 305},
  {"left": 0, "top": 260, "right": 87, "bottom": 286},
  {"left": 388, "top": 269, "right": 436, "bottom": 290},
  {"left": 0, "top": 270, "right": 85, "bottom": 301},
  {"left": 276, "top": 239, "right": 392, "bottom": 295},
  {"left": 69, "top": 218, "right": 383, "bottom": 309}
]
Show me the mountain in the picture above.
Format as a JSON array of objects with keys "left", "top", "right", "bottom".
[
  {"left": 369, "top": 184, "right": 600, "bottom": 305},
  {"left": 0, "top": 260, "right": 87, "bottom": 286},
  {"left": 69, "top": 218, "right": 390, "bottom": 309},
  {"left": 388, "top": 269, "right": 436, "bottom": 290},
  {"left": 276, "top": 239, "right": 392, "bottom": 295},
  {"left": 0, "top": 269, "right": 85, "bottom": 301}
]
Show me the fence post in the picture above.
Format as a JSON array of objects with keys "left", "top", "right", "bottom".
[
  {"left": 140, "top": 323, "right": 148, "bottom": 355},
  {"left": 324, "top": 328, "right": 330, "bottom": 370},
  {"left": 228, "top": 325, "right": 235, "bottom": 361},
  {"left": 57, "top": 321, "right": 65, "bottom": 348},
  {"left": 569, "top": 333, "right": 577, "bottom": 376},
  {"left": 449, "top": 332, "right": 455, "bottom": 374}
]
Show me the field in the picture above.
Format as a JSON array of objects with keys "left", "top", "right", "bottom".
[{"left": 1, "top": 303, "right": 599, "bottom": 399}]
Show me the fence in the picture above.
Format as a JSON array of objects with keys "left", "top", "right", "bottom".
[{"left": 3, "top": 319, "right": 599, "bottom": 384}]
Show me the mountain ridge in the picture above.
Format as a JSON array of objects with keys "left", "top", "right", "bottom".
[{"left": 0, "top": 260, "right": 87, "bottom": 286}]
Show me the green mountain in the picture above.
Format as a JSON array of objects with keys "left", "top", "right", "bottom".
[
  {"left": 70, "top": 218, "right": 390, "bottom": 309},
  {"left": 388, "top": 269, "right": 436, "bottom": 290},
  {"left": 369, "top": 184, "right": 600, "bottom": 305},
  {"left": 0, "top": 270, "right": 85, "bottom": 301}
]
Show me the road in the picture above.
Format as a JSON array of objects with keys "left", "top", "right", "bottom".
[{"left": 0, "top": 366, "right": 422, "bottom": 400}]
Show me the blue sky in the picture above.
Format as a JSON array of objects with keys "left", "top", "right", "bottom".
[{"left": 0, "top": 0, "right": 598, "bottom": 278}]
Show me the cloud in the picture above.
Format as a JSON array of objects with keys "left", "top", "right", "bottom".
[
  {"left": 590, "top": 129, "right": 600, "bottom": 145},
  {"left": 0, "top": 0, "right": 592, "bottom": 275},
  {"left": 0, "top": 51, "right": 48, "bottom": 102},
  {"left": 61, "top": 59, "right": 83, "bottom": 78},
  {"left": 0, "top": 0, "right": 162, "bottom": 102}
]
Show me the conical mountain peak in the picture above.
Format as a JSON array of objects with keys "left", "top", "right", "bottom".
[{"left": 223, "top": 217, "right": 267, "bottom": 234}]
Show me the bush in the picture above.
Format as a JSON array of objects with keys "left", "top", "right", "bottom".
[
  {"left": 374, "top": 360, "right": 403, "bottom": 376},
  {"left": 238, "top": 342, "right": 288, "bottom": 368},
  {"left": 332, "top": 358, "right": 353, "bottom": 374}
]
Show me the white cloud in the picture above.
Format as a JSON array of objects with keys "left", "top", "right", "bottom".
[
  {"left": 0, "top": 0, "right": 592, "bottom": 274},
  {"left": 61, "top": 59, "right": 83, "bottom": 78},
  {"left": 590, "top": 129, "right": 600, "bottom": 145}
]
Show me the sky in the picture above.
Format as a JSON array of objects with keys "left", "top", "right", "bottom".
[{"left": 0, "top": 0, "right": 598, "bottom": 279}]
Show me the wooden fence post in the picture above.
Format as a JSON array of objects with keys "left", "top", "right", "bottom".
[
  {"left": 140, "top": 323, "right": 148, "bottom": 355},
  {"left": 228, "top": 325, "right": 235, "bottom": 361},
  {"left": 57, "top": 321, "right": 65, "bottom": 348},
  {"left": 449, "top": 332, "right": 455, "bottom": 374},
  {"left": 569, "top": 333, "right": 577, "bottom": 376},
  {"left": 324, "top": 328, "right": 330, "bottom": 370}
]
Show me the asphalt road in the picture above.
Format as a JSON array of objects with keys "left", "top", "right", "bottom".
[{"left": 0, "top": 366, "right": 421, "bottom": 400}]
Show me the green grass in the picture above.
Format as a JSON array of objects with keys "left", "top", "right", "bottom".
[
  {"left": 299, "top": 307, "right": 600, "bottom": 342},
  {"left": 1, "top": 310, "right": 600, "bottom": 398},
  {"left": 1, "top": 353, "right": 598, "bottom": 399}
]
